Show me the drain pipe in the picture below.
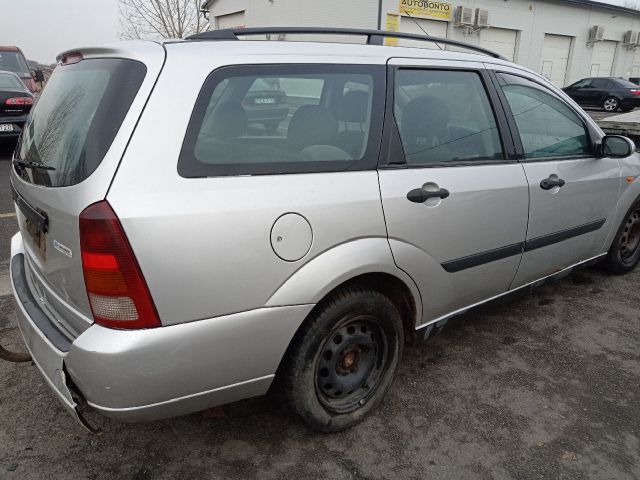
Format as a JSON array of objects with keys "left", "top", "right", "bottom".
[{"left": 0, "top": 344, "right": 32, "bottom": 363}]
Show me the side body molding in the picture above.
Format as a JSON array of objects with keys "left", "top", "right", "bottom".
[{"left": 265, "top": 238, "right": 423, "bottom": 327}]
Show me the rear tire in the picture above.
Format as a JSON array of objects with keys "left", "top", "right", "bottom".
[
  {"left": 620, "top": 106, "right": 635, "bottom": 113},
  {"left": 603, "top": 97, "right": 620, "bottom": 112},
  {"left": 279, "top": 287, "right": 403, "bottom": 432},
  {"left": 602, "top": 198, "right": 640, "bottom": 274}
]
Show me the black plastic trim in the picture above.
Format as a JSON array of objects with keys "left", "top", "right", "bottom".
[
  {"left": 186, "top": 27, "right": 507, "bottom": 59},
  {"left": 10, "top": 254, "right": 72, "bottom": 353},
  {"left": 441, "top": 219, "right": 606, "bottom": 272},
  {"left": 11, "top": 181, "right": 48, "bottom": 233},
  {"left": 524, "top": 219, "right": 606, "bottom": 252},
  {"left": 442, "top": 243, "right": 524, "bottom": 273}
]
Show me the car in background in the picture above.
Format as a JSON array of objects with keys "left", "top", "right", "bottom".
[
  {"left": 0, "top": 70, "right": 33, "bottom": 141},
  {"left": 243, "top": 78, "right": 288, "bottom": 133},
  {"left": 563, "top": 77, "right": 640, "bottom": 112},
  {"left": 0, "top": 46, "right": 43, "bottom": 93}
]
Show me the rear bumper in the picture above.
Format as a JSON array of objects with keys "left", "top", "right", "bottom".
[
  {"left": 10, "top": 232, "right": 313, "bottom": 424},
  {"left": 0, "top": 115, "right": 27, "bottom": 137}
]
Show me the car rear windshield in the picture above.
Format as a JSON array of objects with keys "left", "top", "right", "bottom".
[
  {"left": 179, "top": 64, "right": 385, "bottom": 177},
  {"left": 0, "top": 51, "right": 30, "bottom": 77},
  {"left": 15, "top": 58, "right": 146, "bottom": 187},
  {"left": 0, "top": 72, "right": 25, "bottom": 90}
]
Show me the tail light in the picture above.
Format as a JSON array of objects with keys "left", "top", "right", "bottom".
[
  {"left": 631, "top": 89, "right": 640, "bottom": 96},
  {"left": 79, "top": 201, "right": 161, "bottom": 329},
  {"left": 5, "top": 97, "right": 33, "bottom": 106}
]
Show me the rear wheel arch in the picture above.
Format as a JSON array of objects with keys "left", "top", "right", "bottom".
[{"left": 274, "top": 271, "right": 419, "bottom": 378}]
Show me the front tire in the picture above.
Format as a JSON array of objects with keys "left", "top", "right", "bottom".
[
  {"left": 279, "top": 288, "right": 403, "bottom": 432},
  {"left": 603, "top": 97, "right": 620, "bottom": 112},
  {"left": 603, "top": 199, "right": 640, "bottom": 274}
]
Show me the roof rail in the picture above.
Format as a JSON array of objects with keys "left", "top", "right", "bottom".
[{"left": 186, "top": 27, "right": 508, "bottom": 60}]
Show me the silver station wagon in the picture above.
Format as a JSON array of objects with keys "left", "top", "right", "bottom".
[{"left": 7, "top": 28, "right": 640, "bottom": 433}]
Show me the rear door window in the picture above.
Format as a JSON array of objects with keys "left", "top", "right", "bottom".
[
  {"left": 392, "top": 69, "right": 504, "bottom": 165},
  {"left": 15, "top": 58, "right": 146, "bottom": 187},
  {"left": 178, "top": 65, "right": 385, "bottom": 177}
]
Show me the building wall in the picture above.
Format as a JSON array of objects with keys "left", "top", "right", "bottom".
[{"left": 205, "top": 0, "right": 640, "bottom": 86}]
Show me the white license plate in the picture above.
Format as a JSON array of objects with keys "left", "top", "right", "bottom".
[{"left": 0, "top": 124, "right": 14, "bottom": 132}]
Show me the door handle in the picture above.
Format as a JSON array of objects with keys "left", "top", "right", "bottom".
[
  {"left": 407, "top": 187, "right": 450, "bottom": 203},
  {"left": 540, "top": 176, "right": 566, "bottom": 190}
]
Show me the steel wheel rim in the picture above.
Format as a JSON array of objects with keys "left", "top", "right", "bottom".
[
  {"left": 315, "top": 315, "right": 389, "bottom": 414},
  {"left": 604, "top": 98, "right": 618, "bottom": 111},
  {"left": 620, "top": 208, "right": 640, "bottom": 265}
]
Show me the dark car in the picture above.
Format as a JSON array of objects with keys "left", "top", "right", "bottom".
[
  {"left": 0, "top": 46, "right": 43, "bottom": 93},
  {"left": 0, "top": 70, "right": 34, "bottom": 140},
  {"left": 563, "top": 77, "right": 640, "bottom": 113},
  {"left": 243, "top": 78, "right": 288, "bottom": 134}
]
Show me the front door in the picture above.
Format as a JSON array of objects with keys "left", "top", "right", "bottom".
[
  {"left": 492, "top": 72, "right": 621, "bottom": 288},
  {"left": 378, "top": 61, "right": 529, "bottom": 326}
]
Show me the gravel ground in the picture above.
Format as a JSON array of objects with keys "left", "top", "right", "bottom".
[{"left": 1, "top": 128, "right": 639, "bottom": 479}]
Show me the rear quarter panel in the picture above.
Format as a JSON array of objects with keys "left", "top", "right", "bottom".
[{"left": 107, "top": 42, "right": 410, "bottom": 326}]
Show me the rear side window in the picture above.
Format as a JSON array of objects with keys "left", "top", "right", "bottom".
[
  {"left": 179, "top": 64, "right": 385, "bottom": 177},
  {"left": 498, "top": 74, "right": 591, "bottom": 159},
  {"left": 15, "top": 59, "right": 146, "bottom": 187},
  {"left": 393, "top": 69, "right": 503, "bottom": 165}
]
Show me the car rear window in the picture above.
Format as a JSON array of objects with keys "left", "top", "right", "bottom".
[
  {"left": 0, "top": 72, "right": 25, "bottom": 90},
  {"left": 0, "top": 51, "right": 30, "bottom": 77},
  {"left": 178, "top": 64, "right": 384, "bottom": 177},
  {"left": 14, "top": 58, "right": 146, "bottom": 187}
]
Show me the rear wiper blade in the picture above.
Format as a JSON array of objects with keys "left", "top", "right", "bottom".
[{"left": 12, "top": 159, "right": 56, "bottom": 171}]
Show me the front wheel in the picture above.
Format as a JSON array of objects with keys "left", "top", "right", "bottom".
[
  {"left": 603, "top": 97, "right": 620, "bottom": 112},
  {"left": 279, "top": 288, "right": 403, "bottom": 432},
  {"left": 602, "top": 199, "right": 640, "bottom": 274}
]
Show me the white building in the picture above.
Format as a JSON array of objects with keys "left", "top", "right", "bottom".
[{"left": 200, "top": 0, "right": 640, "bottom": 87}]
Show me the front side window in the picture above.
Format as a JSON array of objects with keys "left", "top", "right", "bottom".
[
  {"left": 498, "top": 74, "right": 591, "bottom": 159},
  {"left": 179, "top": 65, "right": 384, "bottom": 177},
  {"left": 393, "top": 69, "right": 503, "bottom": 165}
]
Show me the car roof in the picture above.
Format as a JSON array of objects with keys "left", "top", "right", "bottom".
[
  {"left": 0, "top": 46, "right": 21, "bottom": 52},
  {"left": 57, "top": 38, "right": 546, "bottom": 85}
]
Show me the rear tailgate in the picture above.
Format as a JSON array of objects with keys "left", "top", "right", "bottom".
[{"left": 10, "top": 41, "right": 165, "bottom": 339}]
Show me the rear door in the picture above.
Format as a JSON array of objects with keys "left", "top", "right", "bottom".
[
  {"left": 378, "top": 59, "right": 529, "bottom": 325},
  {"left": 10, "top": 43, "right": 165, "bottom": 337},
  {"left": 490, "top": 70, "right": 620, "bottom": 287}
]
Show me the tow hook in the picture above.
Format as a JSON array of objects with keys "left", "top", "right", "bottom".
[{"left": 0, "top": 343, "right": 32, "bottom": 363}]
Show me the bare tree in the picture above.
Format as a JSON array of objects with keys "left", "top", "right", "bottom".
[{"left": 119, "top": 0, "right": 208, "bottom": 40}]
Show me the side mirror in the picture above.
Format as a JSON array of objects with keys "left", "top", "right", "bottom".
[
  {"left": 33, "top": 69, "right": 45, "bottom": 83},
  {"left": 599, "top": 135, "right": 635, "bottom": 158}
]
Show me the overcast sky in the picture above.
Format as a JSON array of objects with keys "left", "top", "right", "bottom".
[
  {"left": 1, "top": 0, "right": 639, "bottom": 64},
  {"left": 0, "top": 0, "right": 119, "bottom": 64}
]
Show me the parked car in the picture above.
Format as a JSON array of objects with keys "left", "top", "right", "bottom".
[
  {"left": 563, "top": 77, "right": 640, "bottom": 112},
  {"left": 7, "top": 29, "right": 640, "bottom": 434},
  {"left": 242, "top": 78, "right": 289, "bottom": 134},
  {"left": 0, "top": 46, "right": 43, "bottom": 93},
  {"left": 0, "top": 70, "right": 33, "bottom": 140}
]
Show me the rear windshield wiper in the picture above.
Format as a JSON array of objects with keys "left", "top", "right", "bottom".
[{"left": 12, "top": 159, "right": 56, "bottom": 171}]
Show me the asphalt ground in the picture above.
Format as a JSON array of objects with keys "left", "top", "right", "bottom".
[{"left": 1, "top": 110, "right": 639, "bottom": 479}]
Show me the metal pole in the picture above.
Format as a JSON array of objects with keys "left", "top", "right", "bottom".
[{"left": 377, "top": 0, "right": 383, "bottom": 29}]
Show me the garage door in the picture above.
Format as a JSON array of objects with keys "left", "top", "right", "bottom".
[
  {"left": 398, "top": 17, "right": 448, "bottom": 49},
  {"left": 632, "top": 49, "right": 640, "bottom": 78},
  {"left": 541, "top": 34, "right": 572, "bottom": 87},
  {"left": 480, "top": 28, "right": 517, "bottom": 62},
  {"left": 590, "top": 40, "right": 617, "bottom": 77},
  {"left": 216, "top": 11, "right": 245, "bottom": 29}
]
